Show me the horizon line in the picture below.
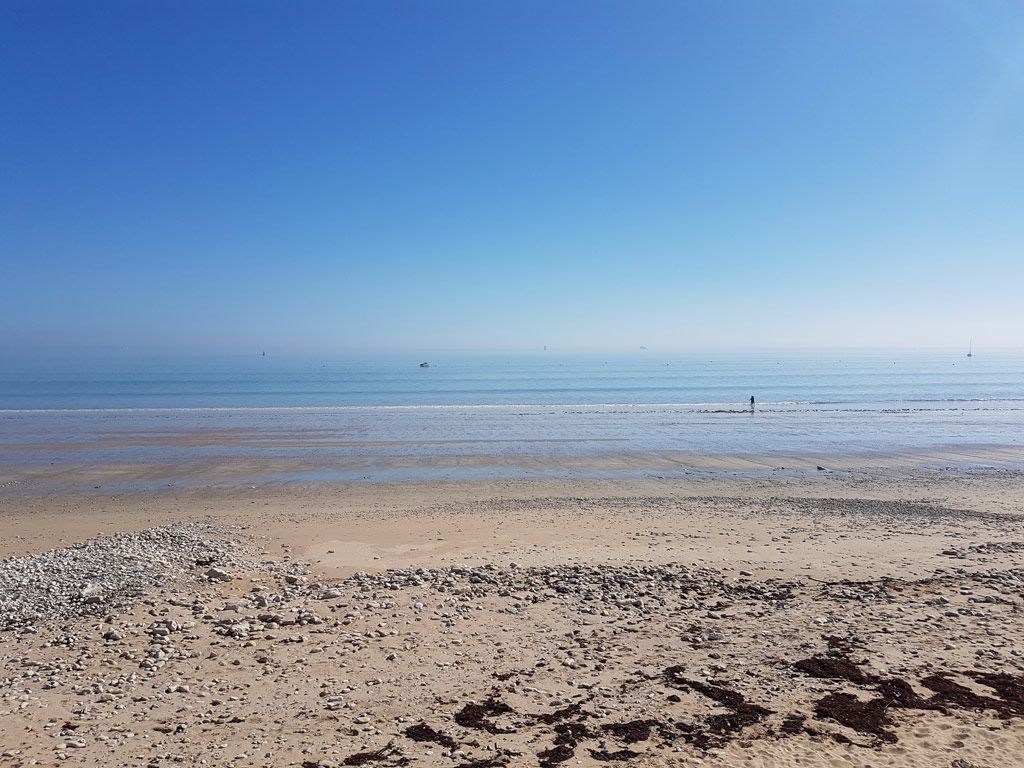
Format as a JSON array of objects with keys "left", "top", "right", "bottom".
[{"left": 1, "top": 344, "right": 1018, "bottom": 357}]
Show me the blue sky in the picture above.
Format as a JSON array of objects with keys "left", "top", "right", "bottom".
[{"left": 2, "top": 1, "right": 1023, "bottom": 352}]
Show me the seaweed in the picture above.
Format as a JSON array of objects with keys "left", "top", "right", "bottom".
[
  {"left": 814, "top": 693, "right": 895, "bottom": 743},
  {"left": 588, "top": 748, "right": 642, "bottom": 761},
  {"left": 404, "top": 723, "right": 458, "bottom": 749},
  {"left": 454, "top": 698, "right": 516, "bottom": 734},
  {"left": 602, "top": 719, "right": 657, "bottom": 744}
]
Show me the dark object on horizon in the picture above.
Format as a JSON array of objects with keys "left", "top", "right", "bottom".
[
  {"left": 262, "top": 350, "right": 265, "bottom": 357},
  {"left": 419, "top": 361, "right": 431, "bottom": 368},
  {"left": 967, "top": 338, "right": 973, "bottom": 358}
]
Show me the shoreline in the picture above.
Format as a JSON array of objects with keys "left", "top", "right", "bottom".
[
  {"left": 4, "top": 397, "right": 1023, "bottom": 495},
  {"left": 3, "top": 444, "right": 1024, "bottom": 497}
]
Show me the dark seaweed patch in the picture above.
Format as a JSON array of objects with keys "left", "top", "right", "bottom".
[
  {"left": 874, "top": 677, "right": 940, "bottom": 710},
  {"left": 404, "top": 723, "right": 458, "bottom": 749},
  {"left": 920, "top": 675, "right": 1008, "bottom": 715},
  {"left": 454, "top": 698, "right": 516, "bottom": 734},
  {"left": 493, "top": 669, "right": 533, "bottom": 682},
  {"left": 664, "top": 667, "right": 772, "bottom": 749},
  {"left": 665, "top": 673, "right": 744, "bottom": 708},
  {"left": 535, "top": 719, "right": 596, "bottom": 767},
  {"left": 663, "top": 665, "right": 688, "bottom": 688},
  {"left": 780, "top": 714, "right": 806, "bottom": 734},
  {"left": 968, "top": 672, "right": 1024, "bottom": 714},
  {"left": 814, "top": 693, "right": 895, "bottom": 743},
  {"left": 537, "top": 744, "right": 575, "bottom": 767},
  {"left": 794, "top": 651, "right": 1024, "bottom": 743},
  {"left": 793, "top": 656, "right": 869, "bottom": 684},
  {"left": 552, "top": 721, "right": 594, "bottom": 745},
  {"left": 534, "top": 702, "right": 587, "bottom": 725},
  {"left": 341, "top": 743, "right": 407, "bottom": 766},
  {"left": 825, "top": 635, "right": 858, "bottom": 653},
  {"left": 698, "top": 704, "right": 773, "bottom": 746},
  {"left": 602, "top": 719, "right": 656, "bottom": 744}
]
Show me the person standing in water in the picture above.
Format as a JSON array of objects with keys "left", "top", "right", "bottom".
[{"left": 750, "top": 395, "right": 755, "bottom": 411}]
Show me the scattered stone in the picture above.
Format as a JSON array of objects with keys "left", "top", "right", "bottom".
[{"left": 204, "top": 567, "right": 232, "bottom": 582}]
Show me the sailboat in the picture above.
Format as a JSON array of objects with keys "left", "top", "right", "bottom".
[{"left": 967, "top": 339, "right": 973, "bottom": 358}]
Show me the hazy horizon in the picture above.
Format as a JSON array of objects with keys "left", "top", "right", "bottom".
[
  {"left": 2, "top": 343, "right": 1018, "bottom": 359},
  {"left": 3, "top": 2, "right": 1023, "bottom": 351}
]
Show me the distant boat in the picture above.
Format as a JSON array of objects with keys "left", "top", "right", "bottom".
[
  {"left": 419, "top": 361, "right": 431, "bottom": 368},
  {"left": 967, "top": 339, "right": 973, "bottom": 358}
]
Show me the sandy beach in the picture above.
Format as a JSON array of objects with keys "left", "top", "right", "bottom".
[{"left": 2, "top": 464, "right": 1023, "bottom": 768}]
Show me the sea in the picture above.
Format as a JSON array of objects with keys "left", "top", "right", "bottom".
[{"left": 1, "top": 350, "right": 1023, "bottom": 486}]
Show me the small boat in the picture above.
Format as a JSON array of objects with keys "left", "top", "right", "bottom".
[
  {"left": 967, "top": 338, "right": 973, "bottom": 358},
  {"left": 419, "top": 361, "right": 431, "bottom": 368}
]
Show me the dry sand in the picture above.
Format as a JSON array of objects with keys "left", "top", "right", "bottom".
[{"left": 1, "top": 469, "right": 1023, "bottom": 767}]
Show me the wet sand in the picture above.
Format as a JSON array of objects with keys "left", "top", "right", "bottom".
[
  {"left": 4, "top": 440, "right": 1024, "bottom": 497},
  {"left": 1, "top": 467, "right": 1023, "bottom": 767}
]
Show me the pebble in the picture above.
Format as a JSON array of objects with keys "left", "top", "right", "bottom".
[
  {"left": 0, "top": 524, "right": 239, "bottom": 630},
  {"left": 205, "top": 567, "right": 232, "bottom": 582}
]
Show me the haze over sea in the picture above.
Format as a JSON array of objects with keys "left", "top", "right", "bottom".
[{"left": 1, "top": 350, "right": 1022, "bottom": 489}]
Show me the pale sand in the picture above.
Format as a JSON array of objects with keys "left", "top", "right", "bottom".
[{"left": 1, "top": 470, "right": 1023, "bottom": 767}]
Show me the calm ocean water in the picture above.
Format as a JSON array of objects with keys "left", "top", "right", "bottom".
[
  {"left": 1, "top": 350, "right": 1023, "bottom": 484},
  {"left": 3, "top": 350, "right": 1022, "bottom": 409}
]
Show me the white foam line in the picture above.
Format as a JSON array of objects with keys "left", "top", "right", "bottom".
[
  {"left": 1, "top": 402, "right": 802, "bottom": 414},
  {"left": 1, "top": 399, "right": 1023, "bottom": 415}
]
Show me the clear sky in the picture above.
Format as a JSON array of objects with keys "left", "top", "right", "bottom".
[{"left": 2, "top": 1, "right": 1023, "bottom": 353}]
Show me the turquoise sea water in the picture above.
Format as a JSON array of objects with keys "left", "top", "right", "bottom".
[
  {"left": 3, "top": 350, "right": 1022, "bottom": 409},
  {"left": 1, "top": 350, "right": 1022, "bottom": 484}
]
